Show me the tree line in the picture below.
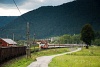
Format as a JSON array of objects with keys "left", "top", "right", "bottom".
[
  {"left": 51, "top": 24, "right": 100, "bottom": 48},
  {"left": 51, "top": 34, "right": 82, "bottom": 44}
]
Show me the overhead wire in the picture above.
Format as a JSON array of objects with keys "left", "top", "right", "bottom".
[
  {"left": 12, "top": 0, "right": 30, "bottom": 40},
  {"left": 0, "top": 0, "right": 28, "bottom": 38},
  {"left": 12, "top": 0, "right": 28, "bottom": 22},
  {"left": 12, "top": 0, "right": 36, "bottom": 40},
  {"left": 12, "top": 0, "right": 22, "bottom": 15},
  {"left": 14, "top": 0, "right": 35, "bottom": 32}
]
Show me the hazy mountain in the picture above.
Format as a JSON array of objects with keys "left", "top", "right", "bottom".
[
  {"left": 0, "top": 16, "right": 18, "bottom": 28},
  {"left": 0, "top": 0, "right": 100, "bottom": 39}
]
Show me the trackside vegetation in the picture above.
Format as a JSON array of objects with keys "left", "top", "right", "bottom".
[
  {"left": 49, "top": 46, "right": 100, "bottom": 67},
  {"left": 0, "top": 48, "right": 69, "bottom": 67},
  {"left": 51, "top": 31, "right": 100, "bottom": 46}
]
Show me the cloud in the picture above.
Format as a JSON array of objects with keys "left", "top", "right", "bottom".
[
  {"left": 0, "top": 8, "right": 27, "bottom": 16},
  {"left": 0, "top": 0, "right": 75, "bottom": 16},
  {"left": 0, "top": 0, "right": 25, "bottom": 4},
  {"left": 20, "top": 0, "right": 75, "bottom": 11},
  {"left": 0, "top": 0, "right": 26, "bottom": 9}
]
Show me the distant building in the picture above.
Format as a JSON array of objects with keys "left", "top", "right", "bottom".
[
  {"left": 37, "top": 40, "right": 48, "bottom": 49},
  {"left": 0, "top": 38, "right": 17, "bottom": 47}
]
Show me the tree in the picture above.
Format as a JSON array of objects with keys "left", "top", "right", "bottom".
[
  {"left": 95, "top": 31, "right": 100, "bottom": 39},
  {"left": 59, "top": 34, "right": 71, "bottom": 44},
  {"left": 72, "top": 34, "right": 81, "bottom": 44},
  {"left": 92, "top": 39, "right": 100, "bottom": 46},
  {"left": 81, "top": 24, "right": 95, "bottom": 49}
]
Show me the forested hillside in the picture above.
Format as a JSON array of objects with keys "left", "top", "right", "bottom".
[
  {"left": 0, "top": 16, "right": 18, "bottom": 27},
  {"left": 0, "top": 0, "right": 100, "bottom": 39}
]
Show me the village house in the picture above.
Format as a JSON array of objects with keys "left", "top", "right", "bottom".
[
  {"left": 0, "top": 38, "right": 17, "bottom": 47},
  {"left": 37, "top": 40, "right": 48, "bottom": 49}
]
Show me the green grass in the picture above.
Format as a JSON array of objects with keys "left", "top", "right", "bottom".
[
  {"left": 49, "top": 55, "right": 100, "bottom": 67},
  {"left": 70, "top": 46, "right": 100, "bottom": 56},
  {"left": 0, "top": 57, "right": 33, "bottom": 67},
  {"left": 49, "top": 46, "right": 100, "bottom": 67},
  {"left": 0, "top": 48, "right": 69, "bottom": 67}
]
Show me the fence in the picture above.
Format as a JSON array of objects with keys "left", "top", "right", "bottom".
[{"left": 0, "top": 46, "right": 26, "bottom": 63}]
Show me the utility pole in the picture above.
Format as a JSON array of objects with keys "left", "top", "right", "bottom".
[
  {"left": 13, "top": 33, "right": 14, "bottom": 45},
  {"left": 26, "top": 22, "right": 31, "bottom": 58},
  {"left": 7, "top": 35, "right": 8, "bottom": 38},
  {"left": 13, "top": 33, "right": 14, "bottom": 41},
  {"left": 33, "top": 33, "right": 35, "bottom": 52}
]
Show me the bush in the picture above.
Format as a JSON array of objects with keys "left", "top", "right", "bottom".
[{"left": 92, "top": 39, "right": 100, "bottom": 46}]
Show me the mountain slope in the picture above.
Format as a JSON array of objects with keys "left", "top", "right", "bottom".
[
  {"left": 0, "top": 16, "right": 18, "bottom": 28},
  {"left": 0, "top": 0, "right": 100, "bottom": 39}
]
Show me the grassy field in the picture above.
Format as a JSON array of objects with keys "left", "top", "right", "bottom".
[
  {"left": 0, "top": 47, "right": 69, "bottom": 67},
  {"left": 49, "top": 46, "right": 100, "bottom": 67}
]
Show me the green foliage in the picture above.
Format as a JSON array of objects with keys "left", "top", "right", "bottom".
[
  {"left": 51, "top": 31, "right": 100, "bottom": 46},
  {"left": 16, "top": 40, "right": 25, "bottom": 46},
  {"left": 0, "top": 56, "right": 34, "bottom": 67},
  {"left": 71, "top": 34, "right": 81, "bottom": 44},
  {"left": 95, "top": 31, "right": 100, "bottom": 39},
  {"left": 1, "top": 48, "right": 69, "bottom": 67},
  {"left": 52, "top": 34, "right": 82, "bottom": 44},
  {"left": 93, "top": 31, "right": 100, "bottom": 46},
  {"left": 49, "top": 56, "right": 100, "bottom": 67},
  {"left": 70, "top": 46, "right": 100, "bottom": 56},
  {"left": 0, "top": 16, "right": 17, "bottom": 27},
  {"left": 0, "top": 0, "right": 100, "bottom": 39},
  {"left": 92, "top": 39, "right": 100, "bottom": 46},
  {"left": 60, "top": 34, "right": 71, "bottom": 44},
  {"left": 81, "top": 24, "right": 95, "bottom": 46},
  {"left": 49, "top": 46, "right": 100, "bottom": 67},
  {"left": 50, "top": 37, "right": 60, "bottom": 44}
]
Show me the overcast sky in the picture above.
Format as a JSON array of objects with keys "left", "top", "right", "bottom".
[{"left": 0, "top": 0, "right": 74, "bottom": 16}]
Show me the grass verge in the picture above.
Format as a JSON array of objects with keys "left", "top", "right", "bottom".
[
  {"left": 49, "top": 46, "right": 100, "bottom": 67},
  {"left": 0, "top": 47, "right": 69, "bottom": 67}
]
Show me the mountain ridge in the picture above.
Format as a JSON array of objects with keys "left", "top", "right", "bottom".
[{"left": 0, "top": 0, "right": 100, "bottom": 39}]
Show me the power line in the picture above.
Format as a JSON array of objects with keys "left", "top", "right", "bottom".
[
  {"left": 13, "top": 0, "right": 22, "bottom": 15},
  {"left": 13, "top": 0, "right": 31, "bottom": 58},
  {"left": 12, "top": 0, "right": 28, "bottom": 22}
]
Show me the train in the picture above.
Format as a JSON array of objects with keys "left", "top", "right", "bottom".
[{"left": 0, "top": 46, "right": 26, "bottom": 63}]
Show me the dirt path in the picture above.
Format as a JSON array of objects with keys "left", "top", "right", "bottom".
[{"left": 27, "top": 48, "right": 81, "bottom": 67}]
